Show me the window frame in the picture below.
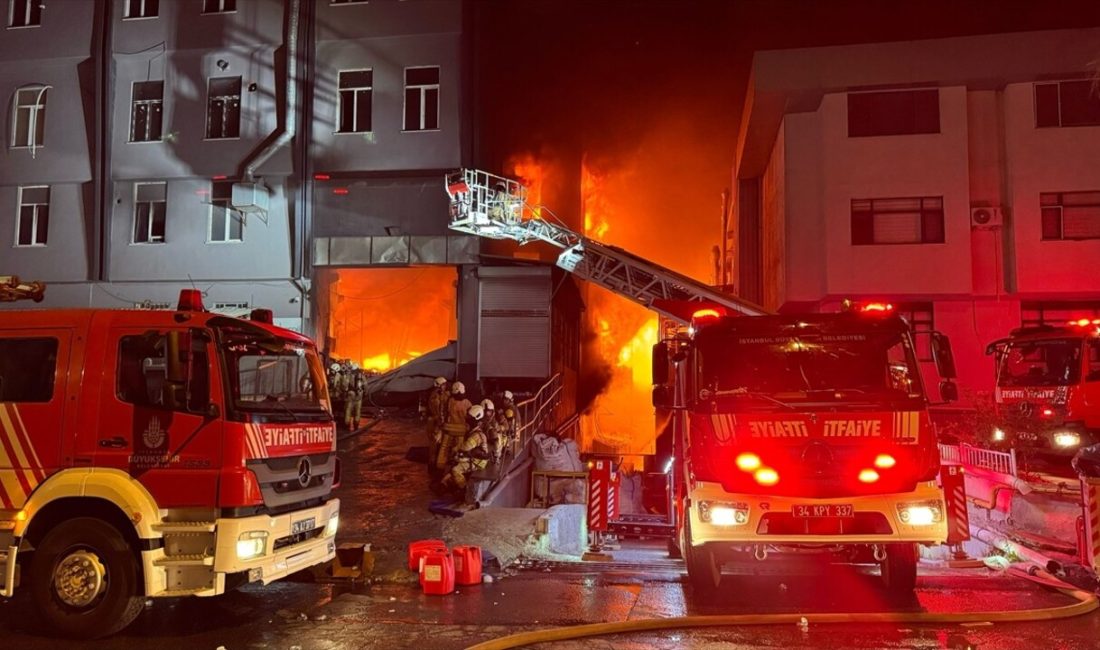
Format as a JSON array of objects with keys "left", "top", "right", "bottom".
[
  {"left": 11, "top": 85, "right": 48, "bottom": 149},
  {"left": 122, "top": 0, "right": 159, "bottom": 20},
  {"left": 132, "top": 182, "right": 167, "bottom": 245},
  {"left": 8, "top": 0, "right": 42, "bottom": 28},
  {"left": 1040, "top": 191, "right": 1100, "bottom": 241},
  {"left": 207, "top": 180, "right": 243, "bottom": 244},
  {"left": 850, "top": 196, "right": 946, "bottom": 246},
  {"left": 205, "top": 76, "right": 242, "bottom": 140},
  {"left": 1021, "top": 301, "right": 1100, "bottom": 328},
  {"left": 336, "top": 68, "right": 373, "bottom": 134},
  {"left": 896, "top": 302, "right": 935, "bottom": 362},
  {"left": 0, "top": 337, "right": 59, "bottom": 403},
  {"left": 847, "top": 88, "right": 941, "bottom": 138},
  {"left": 402, "top": 66, "right": 440, "bottom": 132},
  {"left": 14, "top": 184, "right": 49, "bottom": 247},
  {"left": 129, "top": 80, "right": 164, "bottom": 143},
  {"left": 1034, "top": 80, "right": 1100, "bottom": 129},
  {"left": 201, "top": 0, "right": 236, "bottom": 14}
]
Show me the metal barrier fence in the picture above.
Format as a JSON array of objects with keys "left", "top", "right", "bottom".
[{"left": 939, "top": 442, "right": 1018, "bottom": 477}]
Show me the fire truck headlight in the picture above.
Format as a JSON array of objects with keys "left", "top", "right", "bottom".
[
  {"left": 1054, "top": 432, "right": 1081, "bottom": 448},
  {"left": 897, "top": 501, "right": 943, "bottom": 526},
  {"left": 992, "top": 428, "right": 1006, "bottom": 442},
  {"left": 325, "top": 512, "right": 340, "bottom": 538},
  {"left": 699, "top": 501, "right": 749, "bottom": 526},
  {"left": 236, "top": 531, "right": 269, "bottom": 560}
]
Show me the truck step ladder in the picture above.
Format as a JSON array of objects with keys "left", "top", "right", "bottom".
[
  {"left": 0, "top": 530, "right": 16, "bottom": 598},
  {"left": 446, "top": 168, "right": 768, "bottom": 324}
]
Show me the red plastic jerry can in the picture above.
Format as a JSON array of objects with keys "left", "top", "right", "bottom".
[
  {"left": 408, "top": 538, "right": 448, "bottom": 571},
  {"left": 453, "top": 545, "right": 483, "bottom": 586},
  {"left": 419, "top": 549, "right": 455, "bottom": 595}
]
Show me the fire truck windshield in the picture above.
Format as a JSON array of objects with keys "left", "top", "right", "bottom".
[
  {"left": 996, "top": 338, "right": 1081, "bottom": 387},
  {"left": 697, "top": 330, "right": 923, "bottom": 407},
  {"left": 217, "top": 327, "right": 330, "bottom": 415}
]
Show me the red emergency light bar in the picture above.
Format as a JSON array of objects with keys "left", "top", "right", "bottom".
[
  {"left": 314, "top": 173, "right": 331, "bottom": 181},
  {"left": 212, "top": 175, "right": 228, "bottom": 181},
  {"left": 177, "top": 289, "right": 205, "bottom": 312},
  {"left": 250, "top": 308, "right": 274, "bottom": 324},
  {"left": 1068, "top": 318, "right": 1100, "bottom": 327},
  {"left": 333, "top": 187, "right": 350, "bottom": 196},
  {"left": 860, "top": 302, "right": 894, "bottom": 313}
]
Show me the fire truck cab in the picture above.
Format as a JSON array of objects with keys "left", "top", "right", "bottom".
[
  {"left": 0, "top": 290, "right": 339, "bottom": 638},
  {"left": 986, "top": 319, "right": 1100, "bottom": 460},
  {"left": 657, "top": 303, "right": 957, "bottom": 595}
]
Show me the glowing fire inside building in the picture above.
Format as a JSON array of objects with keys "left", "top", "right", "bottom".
[{"left": 321, "top": 267, "right": 457, "bottom": 373}]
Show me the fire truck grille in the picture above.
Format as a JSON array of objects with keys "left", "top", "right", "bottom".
[
  {"left": 273, "top": 526, "right": 324, "bottom": 552},
  {"left": 756, "top": 512, "right": 892, "bottom": 536}
]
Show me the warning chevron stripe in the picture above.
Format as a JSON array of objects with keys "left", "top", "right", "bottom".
[
  {"left": 0, "top": 406, "right": 31, "bottom": 508},
  {"left": 7, "top": 403, "right": 45, "bottom": 481}
]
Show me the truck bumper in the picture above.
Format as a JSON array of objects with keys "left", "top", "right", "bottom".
[
  {"left": 686, "top": 481, "right": 947, "bottom": 547},
  {"left": 212, "top": 498, "right": 339, "bottom": 584}
]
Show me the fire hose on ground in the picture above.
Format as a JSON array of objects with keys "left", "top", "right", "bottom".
[{"left": 465, "top": 527, "right": 1098, "bottom": 650}]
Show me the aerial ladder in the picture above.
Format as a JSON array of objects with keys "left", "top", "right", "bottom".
[
  {"left": 0, "top": 276, "right": 45, "bottom": 303},
  {"left": 444, "top": 168, "right": 768, "bottom": 324}
]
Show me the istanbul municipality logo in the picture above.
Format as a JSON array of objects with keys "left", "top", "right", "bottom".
[{"left": 143, "top": 417, "right": 166, "bottom": 449}]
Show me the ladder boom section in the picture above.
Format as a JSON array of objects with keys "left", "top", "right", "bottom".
[
  {"left": 0, "top": 276, "right": 46, "bottom": 303},
  {"left": 445, "top": 168, "right": 767, "bottom": 324}
]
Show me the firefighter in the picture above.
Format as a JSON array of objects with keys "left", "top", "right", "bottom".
[
  {"left": 425, "top": 377, "right": 448, "bottom": 474},
  {"left": 500, "top": 390, "right": 520, "bottom": 443},
  {"left": 480, "top": 399, "right": 507, "bottom": 464},
  {"left": 437, "top": 381, "right": 472, "bottom": 471},
  {"left": 344, "top": 365, "right": 365, "bottom": 430},
  {"left": 440, "top": 404, "right": 490, "bottom": 494}
]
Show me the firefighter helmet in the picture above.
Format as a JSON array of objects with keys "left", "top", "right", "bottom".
[
  {"left": 481, "top": 399, "right": 495, "bottom": 411},
  {"left": 503, "top": 390, "right": 514, "bottom": 401},
  {"left": 468, "top": 404, "right": 485, "bottom": 421},
  {"left": 434, "top": 376, "right": 447, "bottom": 387},
  {"left": 452, "top": 381, "right": 466, "bottom": 395}
]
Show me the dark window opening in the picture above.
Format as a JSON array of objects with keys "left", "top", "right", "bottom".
[
  {"left": 1035, "top": 81, "right": 1100, "bottom": 128},
  {"left": 206, "top": 76, "right": 241, "bottom": 139},
  {"left": 1040, "top": 191, "right": 1100, "bottom": 240},
  {"left": 0, "top": 338, "right": 58, "bottom": 402},
  {"left": 848, "top": 89, "right": 940, "bottom": 137},
  {"left": 851, "top": 197, "right": 945, "bottom": 246},
  {"left": 117, "top": 332, "right": 209, "bottom": 412}
]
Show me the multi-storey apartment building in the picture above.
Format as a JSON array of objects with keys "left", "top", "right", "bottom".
[{"left": 732, "top": 28, "right": 1100, "bottom": 399}]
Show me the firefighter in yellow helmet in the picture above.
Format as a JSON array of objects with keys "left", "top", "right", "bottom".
[
  {"left": 344, "top": 364, "right": 365, "bottom": 430},
  {"left": 425, "top": 377, "right": 448, "bottom": 475},
  {"left": 437, "top": 381, "right": 472, "bottom": 471},
  {"left": 499, "top": 389, "right": 520, "bottom": 444},
  {"left": 440, "top": 404, "right": 490, "bottom": 494}
]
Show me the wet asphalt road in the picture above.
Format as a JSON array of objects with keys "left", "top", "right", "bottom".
[{"left": 2, "top": 416, "right": 1100, "bottom": 649}]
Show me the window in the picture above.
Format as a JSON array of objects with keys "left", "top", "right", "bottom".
[
  {"left": 130, "top": 80, "right": 163, "bottom": 142},
  {"left": 1088, "top": 340, "right": 1100, "bottom": 383},
  {"left": 0, "top": 338, "right": 58, "bottom": 402},
  {"left": 209, "top": 180, "right": 242, "bottom": 242},
  {"left": 206, "top": 76, "right": 241, "bottom": 139},
  {"left": 123, "top": 0, "right": 158, "bottom": 19},
  {"left": 117, "top": 332, "right": 209, "bottom": 412},
  {"left": 8, "top": 0, "right": 42, "bottom": 27},
  {"left": 851, "top": 197, "right": 945, "bottom": 245},
  {"left": 1041, "top": 191, "right": 1100, "bottom": 240},
  {"left": 897, "top": 302, "right": 934, "bottom": 361},
  {"left": 1022, "top": 301, "right": 1100, "bottom": 328},
  {"left": 16, "top": 185, "right": 49, "bottom": 246},
  {"left": 404, "top": 66, "right": 439, "bottom": 131},
  {"left": 337, "top": 69, "right": 372, "bottom": 133},
  {"left": 202, "top": 0, "right": 235, "bottom": 13},
  {"left": 133, "top": 182, "right": 166, "bottom": 244},
  {"left": 11, "top": 86, "right": 47, "bottom": 148},
  {"left": 848, "top": 89, "right": 940, "bottom": 137},
  {"left": 1035, "top": 81, "right": 1100, "bottom": 128}
]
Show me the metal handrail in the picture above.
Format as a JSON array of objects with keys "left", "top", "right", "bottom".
[
  {"left": 479, "top": 374, "right": 564, "bottom": 483},
  {"left": 939, "top": 443, "right": 1018, "bottom": 478}
]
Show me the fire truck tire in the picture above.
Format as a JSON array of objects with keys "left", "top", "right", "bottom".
[
  {"left": 29, "top": 517, "right": 144, "bottom": 639},
  {"left": 683, "top": 518, "right": 720, "bottom": 595},
  {"left": 881, "top": 543, "right": 918, "bottom": 594}
]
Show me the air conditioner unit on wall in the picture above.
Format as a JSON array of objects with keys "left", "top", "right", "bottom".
[{"left": 970, "top": 206, "right": 1004, "bottom": 229}]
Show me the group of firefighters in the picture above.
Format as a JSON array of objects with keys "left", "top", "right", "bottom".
[
  {"left": 424, "top": 377, "right": 520, "bottom": 495},
  {"left": 326, "top": 360, "right": 371, "bottom": 430}
]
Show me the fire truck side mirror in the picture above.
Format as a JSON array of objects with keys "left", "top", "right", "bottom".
[
  {"left": 930, "top": 332, "right": 957, "bottom": 380},
  {"left": 652, "top": 384, "right": 672, "bottom": 409},
  {"left": 652, "top": 342, "right": 669, "bottom": 386},
  {"left": 939, "top": 380, "right": 959, "bottom": 403}
]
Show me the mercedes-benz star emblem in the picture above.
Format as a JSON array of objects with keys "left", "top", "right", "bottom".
[
  {"left": 1018, "top": 402, "right": 1034, "bottom": 417},
  {"left": 296, "top": 457, "right": 312, "bottom": 488}
]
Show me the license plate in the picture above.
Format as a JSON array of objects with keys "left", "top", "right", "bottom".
[
  {"left": 291, "top": 517, "right": 316, "bottom": 535},
  {"left": 792, "top": 504, "right": 854, "bottom": 518}
]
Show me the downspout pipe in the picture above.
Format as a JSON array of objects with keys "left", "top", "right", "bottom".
[{"left": 242, "top": 0, "right": 299, "bottom": 183}]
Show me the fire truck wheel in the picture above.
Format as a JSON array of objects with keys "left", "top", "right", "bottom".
[
  {"left": 683, "top": 518, "right": 720, "bottom": 595},
  {"left": 29, "top": 517, "right": 144, "bottom": 639},
  {"left": 880, "top": 543, "right": 918, "bottom": 594}
]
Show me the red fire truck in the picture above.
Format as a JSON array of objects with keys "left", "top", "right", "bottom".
[
  {"left": 657, "top": 302, "right": 958, "bottom": 594},
  {"left": 985, "top": 319, "right": 1100, "bottom": 460},
  {"left": 0, "top": 289, "right": 339, "bottom": 638}
]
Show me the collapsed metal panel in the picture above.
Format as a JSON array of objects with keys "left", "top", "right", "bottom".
[{"left": 478, "top": 267, "right": 551, "bottom": 378}]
